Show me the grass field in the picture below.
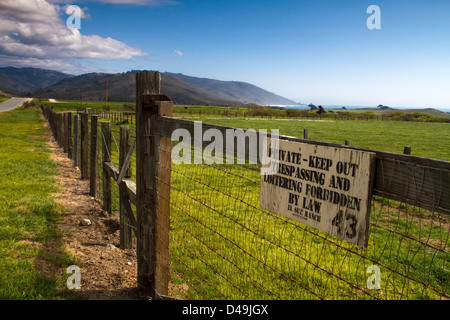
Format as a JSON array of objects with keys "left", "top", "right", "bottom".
[
  {"left": 188, "top": 118, "right": 450, "bottom": 161},
  {"left": 43, "top": 99, "right": 130, "bottom": 113},
  {"left": 165, "top": 113, "right": 449, "bottom": 299},
  {"left": 0, "top": 107, "right": 76, "bottom": 299},
  {"left": 168, "top": 160, "right": 449, "bottom": 299}
]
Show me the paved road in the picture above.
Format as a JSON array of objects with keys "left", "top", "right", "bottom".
[{"left": 0, "top": 97, "right": 30, "bottom": 113}]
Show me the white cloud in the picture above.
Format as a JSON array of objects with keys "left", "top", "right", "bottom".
[
  {"left": 0, "top": 0, "right": 60, "bottom": 23},
  {"left": 0, "top": 55, "right": 100, "bottom": 74},
  {"left": 174, "top": 50, "right": 183, "bottom": 57},
  {"left": 49, "top": 0, "right": 178, "bottom": 6},
  {"left": 96, "top": 0, "right": 174, "bottom": 4},
  {"left": 0, "top": 0, "right": 147, "bottom": 71}
]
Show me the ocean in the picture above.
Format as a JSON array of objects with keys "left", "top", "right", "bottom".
[{"left": 269, "top": 105, "right": 450, "bottom": 113}]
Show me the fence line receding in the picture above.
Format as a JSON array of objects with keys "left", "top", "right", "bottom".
[{"left": 41, "top": 70, "right": 449, "bottom": 300}]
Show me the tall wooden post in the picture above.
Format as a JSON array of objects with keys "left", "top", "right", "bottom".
[
  {"left": 120, "top": 126, "right": 133, "bottom": 249},
  {"left": 57, "top": 113, "right": 63, "bottom": 147},
  {"left": 102, "top": 121, "right": 112, "bottom": 214},
  {"left": 80, "top": 113, "right": 89, "bottom": 180},
  {"left": 67, "top": 112, "right": 73, "bottom": 159},
  {"left": 73, "top": 114, "right": 79, "bottom": 168},
  {"left": 52, "top": 110, "right": 57, "bottom": 139},
  {"left": 50, "top": 109, "right": 56, "bottom": 139},
  {"left": 136, "top": 71, "right": 172, "bottom": 297},
  {"left": 89, "top": 115, "right": 98, "bottom": 197},
  {"left": 63, "top": 113, "right": 68, "bottom": 153}
]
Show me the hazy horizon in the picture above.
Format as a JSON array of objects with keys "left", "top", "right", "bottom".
[{"left": 268, "top": 104, "right": 450, "bottom": 113}]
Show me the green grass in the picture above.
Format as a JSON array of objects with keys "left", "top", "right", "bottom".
[
  {"left": 188, "top": 118, "right": 450, "bottom": 161},
  {"left": 43, "top": 99, "right": 131, "bottom": 113},
  {"left": 0, "top": 95, "right": 11, "bottom": 103},
  {"left": 167, "top": 160, "right": 449, "bottom": 300},
  {"left": 168, "top": 152, "right": 450, "bottom": 299},
  {"left": 0, "top": 108, "right": 76, "bottom": 299},
  {"left": 162, "top": 117, "right": 449, "bottom": 299}
]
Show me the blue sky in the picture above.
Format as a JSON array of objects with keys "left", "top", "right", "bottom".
[{"left": 1, "top": 0, "right": 450, "bottom": 109}]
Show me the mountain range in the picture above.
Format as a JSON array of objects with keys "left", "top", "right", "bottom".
[
  {"left": 0, "top": 67, "right": 71, "bottom": 94},
  {"left": 0, "top": 67, "right": 297, "bottom": 106}
]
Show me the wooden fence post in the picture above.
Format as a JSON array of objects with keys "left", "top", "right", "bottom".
[
  {"left": 57, "top": 113, "right": 63, "bottom": 147},
  {"left": 102, "top": 121, "right": 112, "bottom": 214},
  {"left": 73, "top": 114, "right": 79, "bottom": 168},
  {"left": 51, "top": 110, "right": 56, "bottom": 139},
  {"left": 404, "top": 146, "right": 411, "bottom": 155},
  {"left": 120, "top": 125, "right": 133, "bottom": 249},
  {"left": 90, "top": 115, "right": 98, "bottom": 197},
  {"left": 67, "top": 112, "right": 73, "bottom": 159},
  {"left": 136, "top": 71, "right": 172, "bottom": 297},
  {"left": 303, "top": 129, "right": 308, "bottom": 139},
  {"left": 54, "top": 112, "right": 58, "bottom": 144},
  {"left": 80, "top": 113, "right": 89, "bottom": 180},
  {"left": 53, "top": 110, "right": 57, "bottom": 140},
  {"left": 48, "top": 109, "right": 54, "bottom": 137},
  {"left": 63, "top": 113, "right": 68, "bottom": 153}
]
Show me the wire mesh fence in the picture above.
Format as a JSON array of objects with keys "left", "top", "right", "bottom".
[{"left": 165, "top": 143, "right": 449, "bottom": 300}]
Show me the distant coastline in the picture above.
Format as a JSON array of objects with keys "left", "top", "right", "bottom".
[{"left": 267, "top": 104, "right": 450, "bottom": 113}]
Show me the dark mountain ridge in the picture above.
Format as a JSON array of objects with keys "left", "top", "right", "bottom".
[
  {"left": 0, "top": 67, "right": 297, "bottom": 106},
  {"left": 164, "top": 72, "right": 296, "bottom": 105},
  {"left": 0, "top": 67, "right": 71, "bottom": 94}
]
